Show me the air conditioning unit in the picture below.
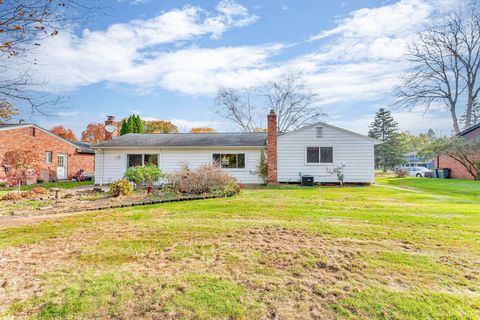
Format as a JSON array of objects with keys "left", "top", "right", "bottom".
[{"left": 301, "top": 175, "right": 314, "bottom": 187}]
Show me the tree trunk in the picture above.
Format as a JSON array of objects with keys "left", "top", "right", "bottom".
[
  {"left": 450, "top": 107, "right": 460, "bottom": 134},
  {"left": 465, "top": 90, "right": 474, "bottom": 129}
]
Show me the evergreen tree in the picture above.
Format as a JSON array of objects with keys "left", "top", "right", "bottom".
[
  {"left": 368, "top": 108, "right": 407, "bottom": 172},
  {"left": 120, "top": 120, "right": 127, "bottom": 136},
  {"left": 136, "top": 115, "right": 144, "bottom": 133},
  {"left": 121, "top": 115, "right": 144, "bottom": 134},
  {"left": 126, "top": 115, "right": 135, "bottom": 133}
]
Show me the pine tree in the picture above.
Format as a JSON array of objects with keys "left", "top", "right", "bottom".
[
  {"left": 368, "top": 108, "right": 407, "bottom": 172},
  {"left": 136, "top": 115, "right": 144, "bottom": 133},
  {"left": 121, "top": 115, "right": 144, "bottom": 134},
  {"left": 126, "top": 115, "right": 135, "bottom": 133},
  {"left": 120, "top": 120, "right": 127, "bottom": 136}
]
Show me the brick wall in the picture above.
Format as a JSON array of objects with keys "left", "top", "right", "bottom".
[
  {"left": 434, "top": 125, "right": 480, "bottom": 180},
  {"left": 0, "top": 126, "right": 94, "bottom": 181}
]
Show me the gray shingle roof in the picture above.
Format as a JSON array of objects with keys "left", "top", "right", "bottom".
[
  {"left": 92, "top": 132, "right": 268, "bottom": 148},
  {"left": 71, "top": 141, "right": 94, "bottom": 153}
]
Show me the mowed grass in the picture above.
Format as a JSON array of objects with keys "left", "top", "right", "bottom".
[{"left": 1, "top": 178, "right": 479, "bottom": 319}]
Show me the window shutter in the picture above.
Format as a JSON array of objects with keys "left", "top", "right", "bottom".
[{"left": 316, "top": 126, "right": 323, "bottom": 138}]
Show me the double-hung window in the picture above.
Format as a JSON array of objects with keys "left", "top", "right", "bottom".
[
  {"left": 306, "top": 147, "right": 333, "bottom": 164},
  {"left": 127, "top": 154, "right": 159, "bottom": 168},
  {"left": 45, "top": 151, "right": 53, "bottom": 163},
  {"left": 212, "top": 153, "right": 245, "bottom": 169}
]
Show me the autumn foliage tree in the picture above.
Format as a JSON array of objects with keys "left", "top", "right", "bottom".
[
  {"left": 50, "top": 125, "right": 77, "bottom": 141},
  {"left": 190, "top": 127, "right": 216, "bottom": 133},
  {"left": 81, "top": 122, "right": 120, "bottom": 144},
  {"left": 3, "top": 149, "right": 41, "bottom": 192},
  {"left": 142, "top": 120, "right": 179, "bottom": 133},
  {"left": 0, "top": 102, "right": 17, "bottom": 123}
]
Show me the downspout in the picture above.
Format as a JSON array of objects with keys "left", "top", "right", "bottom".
[{"left": 100, "top": 148, "right": 104, "bottom": 186}]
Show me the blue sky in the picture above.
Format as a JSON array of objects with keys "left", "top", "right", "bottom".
[{"left": 15, "top": 0, "right": 463, "bottom": 136}]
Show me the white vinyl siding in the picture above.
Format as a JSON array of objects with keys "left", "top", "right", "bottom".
[
  {"left": 95, "top": 148, "right": 264, "bottom": 185},
  {"left": 277, "top": 125, "right": 375, "bottom": 183}
]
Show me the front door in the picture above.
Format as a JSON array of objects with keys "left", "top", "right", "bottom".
[{"left": 57, "top": 154, "right": 67, "bottom": 180}]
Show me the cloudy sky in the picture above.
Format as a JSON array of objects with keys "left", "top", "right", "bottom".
[{"left": 13, "top": 0, "right": 465, "bottom": 136}]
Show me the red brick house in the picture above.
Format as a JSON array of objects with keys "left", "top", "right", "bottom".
[
  {"left": 435, "top": 123, "right": 480, "bottom": 180},
  {"left": 0, "top": 123, "right": 94, "bottom": 182}
]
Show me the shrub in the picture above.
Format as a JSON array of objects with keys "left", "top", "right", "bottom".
[
  {"left": 394, "top": 168, "right": 408, "bottom": 178},
  {"left": 1, "top": 192, "right": 23, "bottom": 201},
  {"left": 124, "top": 164, "right": 163, "bottom": 187},
  {"left": 167, "top": 164, "right": 241, "bottom": 196},
  {"left": 212, "top": 181, "right": 244, "bottom": 197},
  {"left": 0, "top": 181, "right": 6, "bottom": 188},
  {"left": 22, "top": 190, "right": 38, "bottom": 199},
  {"left": 31, "top": 187, "right": 48, "bottom": 195},
  {"left": 109, "top": 179, "right": 133, "bottom": 197},
  {"left": 258, "top": 150, "right": 268, "bottom": 183}
]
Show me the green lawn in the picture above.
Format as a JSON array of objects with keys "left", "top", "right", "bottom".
[{"left": 1, "top": 178, "right": 479, "bottom": 319}]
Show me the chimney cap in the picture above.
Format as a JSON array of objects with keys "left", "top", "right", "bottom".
[
  {"left": 269, "top": 109, "right": 276, "bottom": 115},
  {"left": 106, "top": 115, "right": 115, "bottom": 121}
]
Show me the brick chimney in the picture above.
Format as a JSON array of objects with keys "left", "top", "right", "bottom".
[
  {"left": 104, "top": 115, "right": 115, "bottom": 140},
  {"left": 266, "top": 110, "right": 278, "bottom": 184}
]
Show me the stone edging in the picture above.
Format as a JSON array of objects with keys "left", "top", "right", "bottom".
[{"left": 68, "top": 194, "right": 231, "bottom": 213}]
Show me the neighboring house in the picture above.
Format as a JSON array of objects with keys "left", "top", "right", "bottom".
[
  {"left": 404, "top": 151, "right": 434, "bottom": 169},
  {"left": 435, "top": 123, "right": 480, "bottom": 180},
  {"left": 0, "top": 123, "right": 95, "bottom": 182},
  {"left": 92, "top": 111, "right": 380, "bottom": 185}
]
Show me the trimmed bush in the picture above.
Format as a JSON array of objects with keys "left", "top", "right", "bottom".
[
  {"left": 0, "top": 181, "right": 6, "bottom": 188},
  {"left": 167, "top": 164, "right": 241, "bottom": 196},
  {"left": 109, "top": 179, "right": 133, "bottom": 197}
]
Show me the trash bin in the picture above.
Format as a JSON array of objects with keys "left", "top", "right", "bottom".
[
  {"left": 433, "top": 168, "right": 450, "bottom": 178},
  {"left": 301, "top": 175, "right": 314, "bottom": 187},
  {"left": 439, "top": 168, "right": 450, "bottom": 179}
]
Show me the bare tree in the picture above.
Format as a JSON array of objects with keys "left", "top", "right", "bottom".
[
  {"left": 0, "top": 0, "right": 99, "bottom": 118},
  {"left": 215, "top": 71, "right": 324, "bottom": 132},
  {"left": 396, "top": 3, "right": 480, "bottom": 134},
  {"left": 215, "top": 87, "right": 259, "bottom": 132}
]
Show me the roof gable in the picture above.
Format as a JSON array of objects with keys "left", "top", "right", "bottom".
[
  {"left": 278, "top": 122, "right": 382, "bottom": 144},
  {"left": 458, "top": 123, "right": 480, "bottom": 137},
  {"left": 0, "top": 123, "right": 93, "bottom": 153}
]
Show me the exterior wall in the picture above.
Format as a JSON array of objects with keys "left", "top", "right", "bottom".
[
  {"left": 277, "top": 125, "right": 376, "bottom": 183},
  {"left": 433, "top": 126, "right": 480, "bottom": 180},
  {"left": 0, "top": 127, "right": 94, "bottom": 181},
  {"left": 94, "top": 147, "right": 264, "bottom": 185}
]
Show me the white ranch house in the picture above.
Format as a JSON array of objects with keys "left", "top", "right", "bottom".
[{"left": 92, "top": 112, "right": 380, "bottom": 185}]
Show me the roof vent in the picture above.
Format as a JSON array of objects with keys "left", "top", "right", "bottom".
[
  {"left": 316, "top": 126, "right": 323, "bottom": 138},
  {"left": 18, "top": 119, "right": 25, "bottom": 124}
]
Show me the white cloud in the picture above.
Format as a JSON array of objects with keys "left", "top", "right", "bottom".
[
  {"left": 27, "top": 0, "right": 463, "bottom": 111},
  {"left": 28, "top": 1, "right": 261, "bottom": 92}
]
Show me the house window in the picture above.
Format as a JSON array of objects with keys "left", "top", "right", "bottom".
[
  {"left": 45, "top": 151, "right": 52, "bottom": 163},
  {"left": 127, "top": 154, "right": 158, "bottom": 167},
  {"left": 306, "top": 147, "right": 333, "bottom": 164},
  {"left": 29, "top": 127, "right": 36, "bottom": 137},
  {"left": 213, "top": 153, "right": 245, "bottom": 169}
]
